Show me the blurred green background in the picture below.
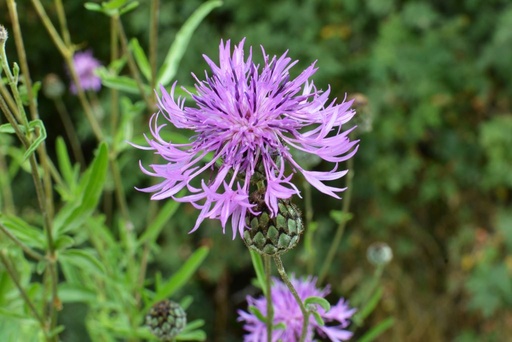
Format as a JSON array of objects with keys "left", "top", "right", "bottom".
[{"left": 2, "top": 0, "right": 512, "bottom": 341}]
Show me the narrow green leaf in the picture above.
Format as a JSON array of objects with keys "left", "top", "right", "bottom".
[
  {"left": 55, "top": 137, "right": 75, "bottom": 188},
  {"left": 157, "top": 0, "right": 222, "bottom": 86},
  {"left": 311, "top": 311, "right": 325, "bottom": 326},
  {"left": 248, "top": 306, "right": 266, "bottom": 323},
  {"left": 181, "top": 319, "right": 205, "bottom": 332},
  {"left": 101, "top": 74, "right": 143, "bottom": 94},
  {"left": 103, "top": 0, "right": 127, "bottom": 10},
  {"left": 59, "top": 249, "right": 106, "bottom": 276},
  {"left": 138, "top": 200, "right": 181, "bottom": 246},
  {"left": 0, "top": 120, "right": 47, "bottom": 160},
  {"left": 176, "top": 330, "right": 206, "bottom": 341},
  {"left": 180, "top": 295, "right": 193, "bottom": 310},
  {"left": 47, "top": 325, "right": 65, "bottom": 338},
  {"left": 84, "top": 3, "right": 102, "bottom": 12},
  {"left": 329, "top": 210, "right": 353, "bottom": 225},
  {"left": 356, "top": 286, "right": 384, "bottom": 321},
  {"left": 58, "top": 283, "right": 97, "bottom": 303},
  {"left": 0, "top": 307, "right": 32, "bottom": 320},
  {"left": 54, "top": 143, "right": 108, "bottom": 235},
  {"left": 0, "top": 214, "right": 46, "bottom": 249},
  {"left": 304, "top": 296, "right": 331, "bottom": 313},
  {"left": 0, "top": 123, "right": 16, "bottom": 133},
  {"left": 274, "top": 322, "right": 286, "bottom": 330},
  {"left": 119, "top": 1, "right": 139, "bottom": 15},
  {"left": 36, "top": 260, "right": 47, "bottom": 274},
  {"left": 129, "top": 38, "right": 151, "bottom": 81},
  {"left": 23, "top": 120, "right": 47, "bottom": 160},
  {"left": 249, "top": 250, "right": 266, "bottom": 296},
  {"left": 357, "top": 317, "right": 394, "bottom": 342},
  {"left": 54, "top": 235, "right": 75, "bottom": 250},
  {"left": 151, "top": 247, "right": 209, "bottom": 305}
]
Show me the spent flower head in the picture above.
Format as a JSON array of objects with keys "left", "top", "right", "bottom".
[
  {"left": 238, "top": 275, "right": 356, "bottom": 341},
  {"left": 69, "top": 50, "right": 101, "bottom": 94},
  {"left": 137, "top": 39, "right": 358, "bottom": 238}
]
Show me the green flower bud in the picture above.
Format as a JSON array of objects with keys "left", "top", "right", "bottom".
[
  {"left": 145, "top": 300, "right": 186, "bottom": 341},
  {"left": 243, "top": 189, "right": 304, "bottom": 255}
]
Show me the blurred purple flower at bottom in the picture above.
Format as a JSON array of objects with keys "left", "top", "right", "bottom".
[
  {"left": 69, "top": 50, "right": 101, "bottom": 94},
  {"left": 238, "top": 275, "right": 356, "bottom": 342}
]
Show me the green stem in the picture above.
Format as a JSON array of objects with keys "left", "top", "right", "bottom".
[
  {"left": 115, "top": 16, "right": 153, "bottom": 110},
  {"left": 109, "top": 17, "right": 120, "bottom": 138},
  {"left": 149, "top": 0, "right": 159, "bottom": 110},
  {"left": 53, "top": 97, "right": 85, "bottom": 165},
  {"left": 273, "top": 255, "right": 309, "bottom": 342},
  {"left": 302, "top": 181, "right": 315, "bottom": 274},
  {"left": 0, "top": 77, "right": 17, "bottom": 115},
  {"left": 264, "top": 255, "right": 273, "bottom": 342},
  {"left": 0, "top": 149, "right": 15, "bottom": 214},
  {"left": 318, "top": 157, "right": 354, "bottom": 284},
  {"left": 53, "top": 0, "right": 71, "bottom": 46}
]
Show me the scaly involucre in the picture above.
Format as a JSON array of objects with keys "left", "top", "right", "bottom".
[
  {"left": 238, "top": 275, "right": 356, "bottom": 341},
  {"left": 138, "top": 39, "right": 358, "bottom": 238}
]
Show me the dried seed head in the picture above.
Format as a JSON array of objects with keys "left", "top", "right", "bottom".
[
  {"left": 243, "top": 189, "right": 304, "bottom": 255},
  {"left": 145, "top": 300, "right": 187, "bottom": 341}
]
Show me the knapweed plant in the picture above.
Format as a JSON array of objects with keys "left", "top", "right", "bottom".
[
  {"left": 0, "top": 0, "right": 391, "bottom": 341},
  {"left": 136, "top": 38, "right": 359, "bottom": 341}
]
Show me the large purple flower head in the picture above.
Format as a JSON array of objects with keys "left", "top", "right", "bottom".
[
  {"left": 238, "top": 275, "right": 356, "bottom": 341},
  {"left": 69, "top": 50, "right": 101, "bottom": 94},
  {"left": 138, "top": 39, "right": 358, "bottom": 237}
]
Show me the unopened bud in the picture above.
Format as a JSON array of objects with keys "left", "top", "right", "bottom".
[
  {"left": 0, "top": 25, "right": 8, "bottom": 43},
  {"left": 43, "top": 74, "right": 65, "bottom": 99},
  {"left": 367, "top": 242, "right": 393, "bottom": 266},
  {"left": 145, "top": 300, "right": 187, "bottom": 341}
]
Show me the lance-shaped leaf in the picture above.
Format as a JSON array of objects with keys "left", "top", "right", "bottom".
[
  {"left": 157, "top": 0, "right": 222, "bottom": 86},
  {"left": 54, "top": 143, "right": 108, "bottom": 235}
]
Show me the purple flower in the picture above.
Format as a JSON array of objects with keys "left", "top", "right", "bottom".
[
  {"left": 238, "top": 275, "right": 356, "bottom": 342},
  {"left": 137, "top": 39, "right": 358, "bottom": 237},
  {"left": 70, "top": 50, "right": 101, "bottom": 94}
]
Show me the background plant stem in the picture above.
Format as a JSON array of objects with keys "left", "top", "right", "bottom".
[
  {"left": 274, "top": 255, "right": 309, "bottom": 342},
  {"left": 264, "top": 255, "right": 273, "bottom": 342},
  {"left": 318, "top": 156, "right": 354, "bottom": 284}
]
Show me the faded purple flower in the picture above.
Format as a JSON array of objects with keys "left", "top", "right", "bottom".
[
  {"left": 69, "top": 50, "right": 101, "bottom": 94},
  {"left": 137, "top": 39, "right": 358, "bottom": 237},
  {"left": 238, "top": 275, "right": 356, "bottom": 342}
]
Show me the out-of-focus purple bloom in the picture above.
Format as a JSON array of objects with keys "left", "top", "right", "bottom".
[
  {"left": 238, "top": 275, "right": 356, "bottom": 342},
  {"left": 137, "top": 39, "right": 358, "bottom": 238},
  {"left": 70, "top": 50, "right": 101, "bottom": 94}
]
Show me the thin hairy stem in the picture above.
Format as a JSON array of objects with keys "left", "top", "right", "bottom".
[
  {"left": 273, "top": 255, "right": 309, "bottom": 342},
  {"left": 318, "top": 157, "right": 354, "bottom": 284},
  {"left": 264, "top": 255, "right": 273, "bottom": 342},
  {"left": 0, "top": 75, "right": 17, "bottom": 115}
]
